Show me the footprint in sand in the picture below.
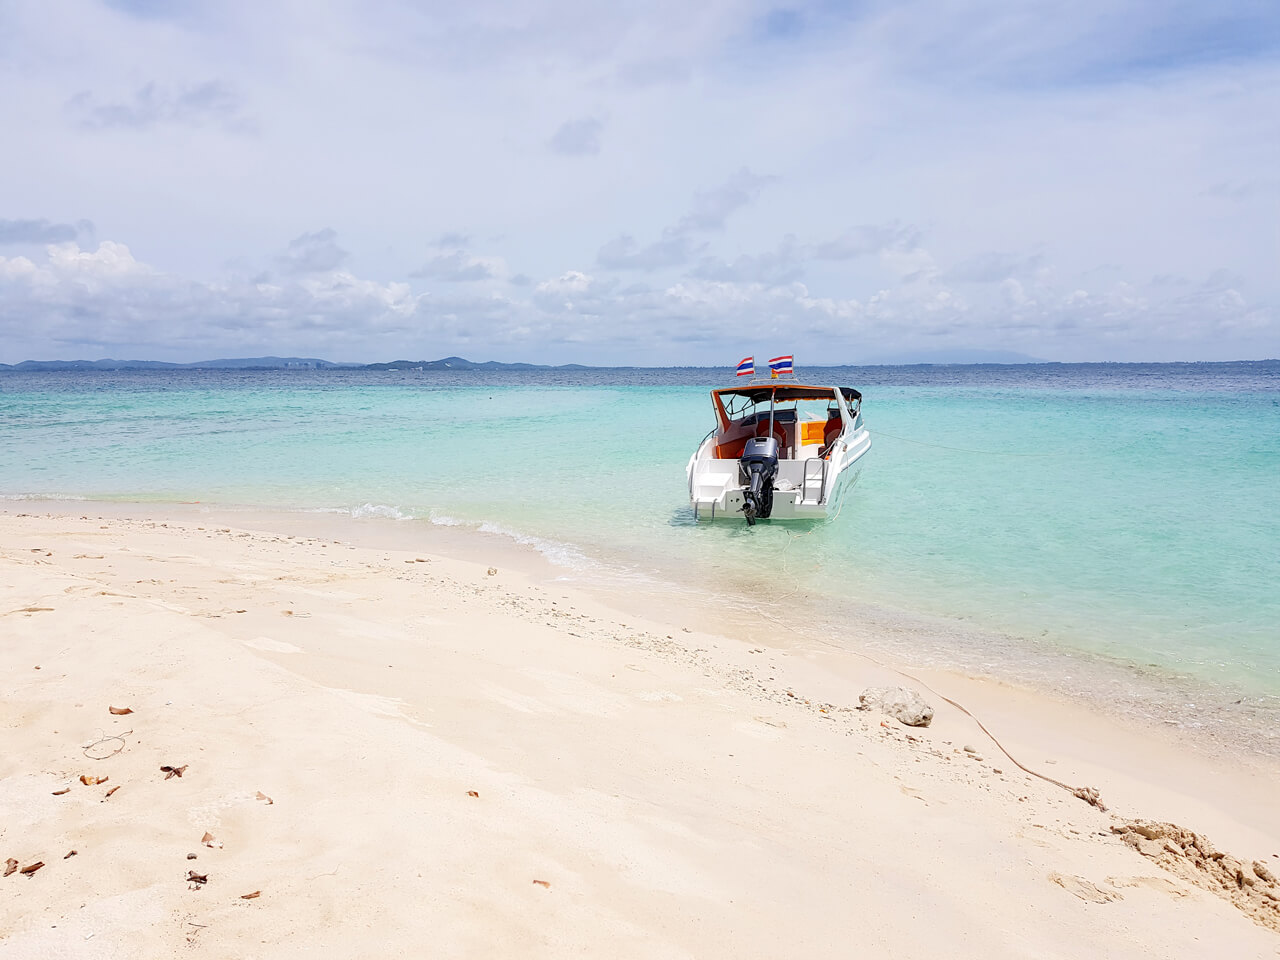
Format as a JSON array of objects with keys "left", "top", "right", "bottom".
[
  {"left": 898, "top": 784, "right": 930, "bottom": 805},
  {"left": 1049, "top": 872, "right": 1124, "bottom": 903},
  {"left": 242, "top": 637, "right": 303, "bottom": 654},
  {"left": 1106, "top": 875, "right": 1189, "bottom": 898},
  {"left": 732, "top": 717, "right": 788, "bottom": 741}
]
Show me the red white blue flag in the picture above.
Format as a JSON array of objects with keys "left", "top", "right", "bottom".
[
  {"left": 735, "top": 356, "right": 755, "bottom": 376},
  {"left": 768, "top": 355, "right": 794, "bottom": 374}
]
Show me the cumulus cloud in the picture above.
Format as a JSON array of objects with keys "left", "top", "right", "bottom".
[
  {"left": 689, "top": 226, "right": 920, "bottom": 284},
  {"left": 3, "top": 0, "right": 1277, "bottom": 362},
  {"left": 810, "top": 224, "right": 920, "bottom": 261},
  {"left": 279, "top": 229, "right": 349, "bottom": 275},
  {"left": 597, "top": 234, "right": 703, "bottom": 271},
  {"left": 0, "top": 241, "right": 424, "bottom": 357},
  {"left": 0, "top": 218, "right": 93, "bottom": 245},
  {"left": 690, "top": 238, "right": 805, "bottom": 285},
  {"left": 675, "top": 169, "right": 775, "bottom": 234},
  {"left": 412, "top": 250, "right": 500, "bottom": 282},
  {"left": 597, "top": 169, "right": 775, "bottom": 271},
  {"left": 433, "top": 232, "right": 472, "bottom": 248},
  {"left": 549, "top": 117, "right": 604, "bottom": 156},
  {"left": 944, "top": 251, "right": 1046, "bottom": 283},
  {"left": 533, "top": 270, "right": 618, "bottom": 313},
  {"left": 67, "top": 81, "right": 249, "bottom": 131},
  {"left": 0, "top": 236, "right": 1274, "bottom": 364}
]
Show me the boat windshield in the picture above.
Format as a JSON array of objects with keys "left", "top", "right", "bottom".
[
  {"left": 713, "top": 385, "right": 860, "bottom": 427},
  {"left": 720, "top": 393, "right": 835, "bottom": 423}
]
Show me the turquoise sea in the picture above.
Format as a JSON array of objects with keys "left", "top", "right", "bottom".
[{"left": 3, "top": 363, "right": 1278, "bottom": 741}]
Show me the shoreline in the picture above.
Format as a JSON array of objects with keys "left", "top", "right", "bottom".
[
  {"left": 9, "top": 494, "right": 1276, "bottom": 766},
  {"left": 2, "top": 505, "right": 1278, "bottom": 954},
  {"left": 5, "top": 503, "right": 1280, "bottom": 847}
]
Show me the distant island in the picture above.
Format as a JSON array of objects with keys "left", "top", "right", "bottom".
[
  {"left": 0, "top": 356, "right": 590, "bottom": 372},
  {"left": 1, "top": 352, "right": 1053, "bottom": 371},
  {"left": 2, "top": 354, "right": 1275, "bottom": 371}
]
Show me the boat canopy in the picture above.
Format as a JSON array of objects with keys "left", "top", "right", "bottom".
[
  {"left": 710, "top": 383, "right": 862, "bottom": 433},
  {"left": 711, "top": 384, "right": 862, "bottom": 404}
]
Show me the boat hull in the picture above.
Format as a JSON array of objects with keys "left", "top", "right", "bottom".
[{"left": 686, "top": 426, "right": 870, "bottom": 522}]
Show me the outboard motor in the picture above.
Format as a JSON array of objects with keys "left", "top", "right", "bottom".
[{"left": 740, "top": 435, "right": 779, "bottom": 525}]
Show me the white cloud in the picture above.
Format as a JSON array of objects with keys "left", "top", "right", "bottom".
[
  {"left": 66, "top": 80, "right": 249, "bottom": 131},
  {"left": 0, "top": 218, "right": 91, "bottom": 245},
  {"left": 549, "top": 116, "right": 604, "bottom": 156},
  {"left": 412, "top": 250, "right": 504, "bottom": 282},
  {"left": 810, "top": 225, "right": 920, "bottom": 261},
  {"left": 0, "top": 236, "right": 1273, "bottom": 364},
  {"left": 279, "top": 228, "right": 348, "bottom": 275},
  {"left": 0, "top": 0, "right": 1276, "bottom": 362},
  {"left": 673, "top": 169, "right": 775, "bottom": 234},
  {"left": 597, "top": 234, "right": 702, "bottom": 271},
  {"left": 0, "top": 241, "right": 424, "bottom": 358},
  {"left": 596, "top": 169, "right": 774, "bottom": 271}
]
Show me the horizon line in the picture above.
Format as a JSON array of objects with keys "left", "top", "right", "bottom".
[{"left": 3, "top": 355, "right": 1279, "bottom": 370}]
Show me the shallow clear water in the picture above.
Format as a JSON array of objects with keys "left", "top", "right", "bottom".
[{"left": 3, "top": 363, "right": 1278, "bottom": 705}]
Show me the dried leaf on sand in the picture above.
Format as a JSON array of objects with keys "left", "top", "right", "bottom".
[
  {"left": 52, "top": 787, "right": 70, "bottom": 796},
  {"left": 241, "top": 890, "right": 261, "bottom": 899},
  {"left": 255, "top": 791, "right": 273, "bottom": 804},
  {"left": 3, "top": 859, "right": 17, "bottom": 877},
  {"left": 532, "top": 879, "right": 551, "bottom": 888},
  {"left": 20, "top": 862, "right": 44, "bottom": 876},
  {"left": 80, "top": 774, "right": 108, "bottom": 785},
  {"left": 161, "top": 765, "right": 188, "bottom": 780},
  {"left": 108, "top": 706, "right": 133, "bottom": 715},
  {"left": 201, "top": 832, "right": 223, "bottom": 849}
]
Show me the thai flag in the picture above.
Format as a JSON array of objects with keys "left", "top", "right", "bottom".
[
  {"left": 735, "top": 356, "right": 755, "bottom": 377},
  {"left": 768, "top": 355, "right": 794, "bottom": 374}
]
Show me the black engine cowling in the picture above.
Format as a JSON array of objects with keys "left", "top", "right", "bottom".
[{"left": 740, "top": 436, "right": 779, "bottom": 525}]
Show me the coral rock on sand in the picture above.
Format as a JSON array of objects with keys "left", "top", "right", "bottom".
[
  {"left": 858, "top": 687, "right": 934, "bottom": 727},
  {"left": 1112, "top": 820, "right": 1280, "bottom": 932}
]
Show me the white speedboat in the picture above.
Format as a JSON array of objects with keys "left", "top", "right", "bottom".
[{"left": 686, "top": 361, "right": 870, "bottom": 523}]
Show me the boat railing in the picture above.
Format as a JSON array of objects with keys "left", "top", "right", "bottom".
[
  {"left": 688, "top": 429, "right": 715, "bottom": 500},
  {"left": 802, "top": 458, "right": 828, "bottom": 504}
]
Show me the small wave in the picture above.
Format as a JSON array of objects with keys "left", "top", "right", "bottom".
[
  {"left": 0, "top": 492, "right": 91, "bottom": 501},
  {"left": 308, "top": 503, "right": 415, "bottom": 521},
  {"left": 427, "top": 510, "right": 466, "bottom": 527},
  {"left": 349, "top": 503, "right": 414, "bottom": 521},
  {"left": 475, "top": 521, "right": 591, "bottom": 570},
  {"left": 427, "top": 510, "right": 592, "bottom": 570},
  {"left": 430, "top": 509, "right": 626, "bottom": 573}
]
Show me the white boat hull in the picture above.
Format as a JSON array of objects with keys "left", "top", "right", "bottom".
[{"left": 686, "top": 424, "right": 871, "bottom": 521}]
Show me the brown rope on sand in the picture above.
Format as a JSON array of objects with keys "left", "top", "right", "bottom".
[
  {"left": 83, "top": 729, "right": 132, "bottom": 760},
  {"left": 904, "top": 676, "right": 1107, "bottom": 810},
  {"left": 752, "top": 600, "right": 1109, "bottom": 809},
  {"left": 755, "top": 495, "right": 1108, "bottom": 812}
]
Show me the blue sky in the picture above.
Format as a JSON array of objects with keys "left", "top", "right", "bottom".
[{"left": 0, "top": 0, "right": 1276, "bottom": 364}]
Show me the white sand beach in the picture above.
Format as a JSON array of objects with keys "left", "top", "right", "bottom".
[{"left": 2, "top": 507, "right": 1278, "bottom": 958}]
